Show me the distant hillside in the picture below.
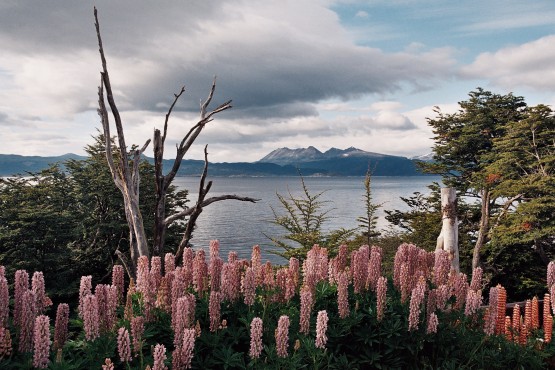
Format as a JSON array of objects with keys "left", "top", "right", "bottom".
[
  {"left": 0, "top": 147, "right": 429, "bottom": 177},
  {"left": 0, "top": 153, "right": 86, "bottom": 176}
]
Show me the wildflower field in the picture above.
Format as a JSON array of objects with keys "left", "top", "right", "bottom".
[{"left": 1, "top": 241, "right": 555, "bottom": 369}]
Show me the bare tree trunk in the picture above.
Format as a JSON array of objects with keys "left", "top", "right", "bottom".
[
  {"left": 436, "top": 188, "right": 460, "bottom": 272},
  {"left": 95, "top": 8, "right": 150, "bottom": 271},
  {"left": 472, "top": 189, "right": 490, "bottom": 270}
]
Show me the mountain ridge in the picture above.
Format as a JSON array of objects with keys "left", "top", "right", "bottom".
[{"left": 0, "top": 147, "right": 430, "bottom": 177}]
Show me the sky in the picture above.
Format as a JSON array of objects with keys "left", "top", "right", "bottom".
[{"left": 1, "top": 0, "right": 555, "bottom": 162}]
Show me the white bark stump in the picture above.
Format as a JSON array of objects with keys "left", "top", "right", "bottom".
[{"left": 436, "top": 187, "right": 460, "bottom": 273}]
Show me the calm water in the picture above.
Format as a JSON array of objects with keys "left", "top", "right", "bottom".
[{"left": 173, "top": 176, "right": 439, "bottom": 263}]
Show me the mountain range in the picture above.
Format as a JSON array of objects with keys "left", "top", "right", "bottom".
[{"left": 0, "top": 147, "right": 430, "bottom": 177}]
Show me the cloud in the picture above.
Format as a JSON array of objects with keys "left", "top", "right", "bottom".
[
  {"left": 0, "top": 1, "right": 457, "bottom": 122},
  {"left": 461, "top": 35, "right": 555, "bottom": 91},
  {"left": 355, "top": 10, "right": 369, "bottom": 18}
]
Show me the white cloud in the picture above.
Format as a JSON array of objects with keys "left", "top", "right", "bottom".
[
  {"left": 355, "top": 10, "right": 369, "bottom": 18},
  {"left": 461, "top": 35, "right": 555, "bottom": 91}
]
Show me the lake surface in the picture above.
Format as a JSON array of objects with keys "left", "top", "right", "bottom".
[{"left": 173, "top": 176, "right": 440, "bottom": 264}]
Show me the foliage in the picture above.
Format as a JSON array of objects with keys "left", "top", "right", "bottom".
[
  {"left": 0, "top": 136, "right": 185, "bottom": 302},
  {"left": 1, "top": 244, "right": 554, "bottom": 369},
  {"left": 268, "top": 175, "right": 355, "bottom": 260},
  {"left": 356, "top": 170, "right": 382, "bottom": 245}
]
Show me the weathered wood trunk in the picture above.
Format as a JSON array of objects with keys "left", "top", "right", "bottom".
[{"left": 436, "top": 187, "right": 460, "bottom": 272}]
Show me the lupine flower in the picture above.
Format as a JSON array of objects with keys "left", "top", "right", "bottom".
[
  {"left": 78, "top": 276, "right": 92, "bottom": 319},
  {"left": 131, "top": 316, "right": 145, "bottom": 356},
  {"left": 164, "top": 253, "right": 176, "bottom": 275},
  {"left": 289, "top": 257, "right": 300, "bottom": 288},
  {"left": 150, "top": 256, "right": 163, "bottom": 291},
  {"left": 433, "top": 250, "right": 450, "bottom": 287},
  {"left": 153, "top": 344, "right": 168, "bottom": 370},
  {"left": 399, "top": 263, "right": 410, "bottom": 303},
  {"left": 242, "top": 267, "right": 256, "bottom": 306},
  {"left": 315, "top": 310, "right": 329, "bottom": 349},
  {"left": 520, "top": 322, "right": 529, "bottom": 345},
  {"left": 376, "top": 276, "right": 387, "bottom": 322},
  {"left": 352, "top": 245, "right": 369, "bottom": 294},
  {"left": 14, "top": 270, "right": 29, "bottom": 328},
  {"left": 53, "top": 303, "right": 69, "bottom": 351},
  {"left": 366, "top": 246, "right": 382, "bottom": 291},
  {"left": 548, "top": 261, "right": 555, "bottom": 289},
  {"left": 512, "top": 304, "right": 520, "bottom": 343},
  {"left": 0, "top": 276, "right": 9, "bottom": 328},
  {"left": 173, "top": 297, "right": 187, "bottom": 349},
  {"left": 484, "top": 286, "right": 498, "bottom": 335},
  {"left": 263, "top": 261, "right": 275, "bottom": 291},
  {"left": 545, "top": 315, "right": 553, "bottom": 344},
  {"left": 469, "top": 267, "right": 483, "bottom": 291},
  {"left": 102, "top": 358, "right": 114, "bottom": 370},
  {"left": 435, "top": 284, "right": 450, "bottom": 312},
  {"left": 95, "top": 284, "right": 108, "bottom": 332},
  {"left": 544, "top": 293, "right": 551, "bottom": 325},
  {"left": 251, "top": 245, "right": 262, "bottom": 286},
  {"left": 273, "top": 268, "right": 288, "bottom": 303},
  {"left": 451, "top": 272, "right": 468, "bottom": 311},
  {"left": 275, "top": 315, "right": 290, "bottom": 358},
  {"left": 181, "top": 328, "right": 196, "bottom": 369},
  {"left": 112, "top": 265, "right": 125, "bottom": 303},
  {"left": 337, "top": 272, "right": 349, "bottom": 319},
  {"left": 106, "top": 285, "right": 118, "bottom": 331},
  {"left": 531, "top": 296, "right": 539, "bottom": 330},
  {"left": 426, "top": 312, "right": 439, "bottom": 334},
  {"left": 124, "top": 279, "right": 135, "bottom": 322},
  {"left": 182, "top": 248, "right": 194, "bottom": 288},
  {"left": 209, "top": 290, "right": 221, "bottom": 332},
  {"left": 193, "top": 250, "right": 208, "bottom": 295},
  {"left": 504, "top": 316, "right": 512, "bottom": 341},
  {"left": 551, "top": 285, "right": 555, "bottom": 316},
  {"left": 32, "top": 272, "right": 51, "bottom": 314},
  {"left": 83, "top": 294, "right": 100, "bottom": 341},
  {"left": 19, "top": 290, "right": 36, "bottom": 353},
  {"left": 156, "top": 276, "right": 171, "bottom": 312},
  {"left": 209, "top": 241, "right": 223, "bottom": 292},
  {"left": 136, "top": 256, "right": 150, "bottom": 296},
  {"left": 408, "top": 277, "right": 426, "bottom": 331},
  {"left": 0, "top": 327, "right": 12, "bottom": 359},
  {"left": 33, "top": 315, "right": 50, "bottom": 369},
  {"left": 299, "top": 286, "right": 314, "bottom": 334},
  {"left": 249, "top": 317, "right": 263, "bottom": 359},
  {"left": 495, "top": 285, "right": 507, "bottom": 335},
  {"left": 117, "top": 327, "right": 132, "bottom": 363},
  {"left": 524, "top": 299, "right": 532, "bottom": 330},
  {"left": 285, "top": 267, "right": 297, "bottom": 301},
  {"left": 464, "top": 289, "right": 482, "bottom": 317}
]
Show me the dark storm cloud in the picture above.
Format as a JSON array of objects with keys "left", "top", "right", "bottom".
[{"left": 0, "top": 1, "right": 456, "bottom": 120}]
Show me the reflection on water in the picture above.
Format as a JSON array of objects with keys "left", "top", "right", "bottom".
[{"left": 173, "top": 176, "right": 440, "bottom": 264}]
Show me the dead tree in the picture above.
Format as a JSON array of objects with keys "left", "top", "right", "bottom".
[{"left": 94, "top": 8, "right": 258, "bottom": 275}]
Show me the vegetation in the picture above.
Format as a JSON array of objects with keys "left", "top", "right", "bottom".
[
  {"left": 268, "top": 175, "right": 356, "bottom": 261},
  {"left": 2, "top": 243, "right": 555, "bottom": 369},
  {"left": 386, "top": 89, "right": 555, "bottom": 301},
  {"left": 0, "top": 137, "right": 185, "bottom": 303}
]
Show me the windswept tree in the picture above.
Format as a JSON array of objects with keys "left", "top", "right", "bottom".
[
  {"left": 94, "top": 8, "right": 257, "bottom": 275},
  {"left": 419, "top": 88, "right": 527, "bottom": 269}
]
